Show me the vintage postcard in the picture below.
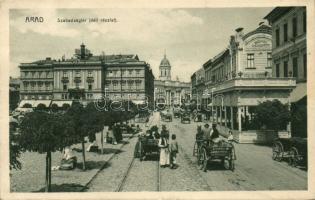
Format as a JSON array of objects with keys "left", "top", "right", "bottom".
[{"left": 0, "top": 0, "right": 314, "bottom": 199}]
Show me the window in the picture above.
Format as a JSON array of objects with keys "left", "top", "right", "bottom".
[
  {"left": 31, "top": 82, "right": 35, "bottom": 90},
  {"left": 24, "top": 82, "right": 29, "bottom": 89},
  {"left": 38, "top": 82, "right": 43, "bottom": 89},
  {"left": 39, "top": 71, "right": 42, "bottom": 78},
  {"left": 24, "top": 72, "right": 29, "bottom": 78},
  {"left": 46, "top": 71, "right": 49, "bottom": 78},
  {"left": 283, "top": 23, "right": 288, "bottom": 42},
  {"left": 113, "top": 70, "right": 117, "bottom": 77},
  {"left": 283, "top": 61, "right": 288, "bottom": 77},
  {"left": 88, "top": 70, "right": 92, "bottom": 77},
  {"left": 303, "top": 54, "right": 307, "bottom": 79},
  {"left": 292, "top": 17, "right": 297, "bottom": 38},
  {"left": 121, "top": 70, "right": 125, "bottom": 76},
  {"left": 128, "top": 70, "right": 133, "bottom": 75},
  {"left": 32, "top": 72, "right": 36, "bottom": 78},
  {"left": 88, "top": 84, "right": 92, "bottom": 90},
  {"left": 293, "top": 57, "right": 298, "bottom": 78},
  {"left": 75, "top": 70, "right": 80, "bottom": 77},
  {"left": 136, "top": 70, "right": 140, "bottom": 76},
  {"left": 75, "top": 82, "right": 80, "bottom": 88},
  {"left": 276, "top": 28, "right": 280, "bottom": 47},
  {"left": 45, "top": 83, "right": 50, "bottom": 90},
  {"left": 276, "top": 64, "right": 280, "bottom": 77},
  {"left": 247, "top": 53, "right": 255, "bottom": 68},
  {"left": 303, "top": 12, "right": 306, "bottom": 33},
  {"left": 63, "top": 84, "right": 67, "bottom": 91},
  {"left": 267, "top": 53, "right": 272, "bottom": 68},
  {"left": 63, "top": 71, "right": 68, "bottom": 77}
]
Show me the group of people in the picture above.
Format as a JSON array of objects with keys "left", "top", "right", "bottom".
[
  {"left": 157, "top": 125, "right": 179, "bottom": 169},
  {"left": 196, "top": 123, "right": 234, "bottom": 144},
  {"left": 107, "top": 122, "right": 141, "bottom": 145}
]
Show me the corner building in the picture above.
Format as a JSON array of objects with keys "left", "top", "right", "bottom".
[
  {"left": 19, "top": 44, "right": 155, "bottom": 107},
  {"left": 203, "top": 23, "right": 296, "bottom": 143}
]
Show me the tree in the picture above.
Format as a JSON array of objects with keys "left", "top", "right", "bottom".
[
  {"left": 9, "top": 120, "right": 22, "bottom": 170},
  {"left": 65, "top": 103, "right": 89, "bottom": 170},
  {"left": 36, "top": 103, "right": 47, "bottom": 112},
  {"left": 19, "top": 112, "right": 72, "bottom": 192},
  {"left": 22, "top": 103, "right": 32, "bottom": 108},
  {"left": 251, "top": 99, "right": 290, "bottom": 131}
]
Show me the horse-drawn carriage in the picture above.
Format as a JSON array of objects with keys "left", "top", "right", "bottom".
[
  {"left": 161, "top": 110, "right": 173, "bottom": 122},
  {"left": 272, "top": 137, "right": 307, "bottom": 168},
  {"left": 193, "top": 139, "right": 236, "bottom": 172},
  {"left": 181, "top": 112, "right": 191, "bottom": 123},
  {"left": 134, "top": 133, "right": 159, "bottom": 161},
  {"left": 194, "top": 112, "right": 203, "bottom": 122},
  {"left": 173, "top": 107, "right": 181, "bottom": 118}
]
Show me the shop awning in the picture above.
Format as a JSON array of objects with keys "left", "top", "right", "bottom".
[
  {"left": 18, "top": 100, "right": 35, "bottom": 108},
  {"left": 33, "top": 100, "right": 52, "bottom": 107},
  {"left": 290, "top": 83, "right": 306, "bottom": 103},
  {"left": 51, "top": 100, "right": 73, "bottom": 107}
]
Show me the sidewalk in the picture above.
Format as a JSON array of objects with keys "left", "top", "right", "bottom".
[{"left": 10, "top": 115, "right": 157, "bottom": 192}]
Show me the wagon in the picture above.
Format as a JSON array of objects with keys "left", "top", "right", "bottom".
[
  {"left": 161, "top": 111, "right": 172, "bottom": 122},
  {"left": 197, "top": 140, "right": 236, "bottom": 172},
  {"left": 135, "top": 135, "right": 159, "bottom": 161},
  {"left": 181, "top": 112, "right": 191, "bottom": 123},
  {"left": 194, "top": 113, "right": 203, "bottom": 122},
  {"left": 272, "top": 137, "right": 307, "bottom": 168}
]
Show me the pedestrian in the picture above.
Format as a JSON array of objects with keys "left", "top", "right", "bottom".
[
  {"left": 158, "top": 131, "right": 170, "bottom": 168},
  {"left": 107, "top": 125, "right": 117, "bottom": 145},
  {"left": 161, "top": 124, "right": 170, "bottom": 139},
  {"left": 169, "top": 134, "right": 179, "bottom": 169}
]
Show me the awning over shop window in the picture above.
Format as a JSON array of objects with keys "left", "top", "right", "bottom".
[
  {"left": 33, "top": 100, "right": 52, "bottom": 107},
  {"left": 18, "top": 100, "right": 35, "bottom": 108},
  {"left": 290, "top": 83, "right": 306, "bottom": 103},
  {"left": 51, "top": 100, "right": 73, "bottom": 107}
]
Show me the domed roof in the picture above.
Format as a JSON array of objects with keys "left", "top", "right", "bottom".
[{"left": 160, "top": 54, "right": 171, "bottom": 67}]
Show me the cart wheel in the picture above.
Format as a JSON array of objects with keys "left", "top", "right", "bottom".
[
  {"left": 272, "top": 141, "right": 283, "bottom": 161},
  {"left": 288, "top": 147, "right": 299, "bottom": 167}
]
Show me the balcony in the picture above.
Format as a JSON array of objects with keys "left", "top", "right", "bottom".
[{"left": 211, "top": 77, "right": 296, "bottom": 94}]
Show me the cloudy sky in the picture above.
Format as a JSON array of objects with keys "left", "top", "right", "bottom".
[{"left": 10, "top": 8, "right": 273, "bottom": 82}]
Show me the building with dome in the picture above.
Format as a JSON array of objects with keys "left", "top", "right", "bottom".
[{"left": 154, "top": 54, "right": 191, "bottom": 107}]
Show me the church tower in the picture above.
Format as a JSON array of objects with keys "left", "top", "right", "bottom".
[{"left": 159, "top": 53, "right": 171, "bottom": 81}]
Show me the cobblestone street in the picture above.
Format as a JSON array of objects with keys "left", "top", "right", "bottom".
[{"left": 85, "top": 112, "right": 307, "bottom": 191}]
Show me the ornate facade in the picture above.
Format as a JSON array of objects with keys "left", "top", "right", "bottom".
[
  {"left": 154, "top": 54, "right": 191, "bottom": 106},
  {"left": 199, "top": 23, "right": 296, "bottom": 143},
  {"left": 19, "top": 44, "right": 155, "bottom": 107}
]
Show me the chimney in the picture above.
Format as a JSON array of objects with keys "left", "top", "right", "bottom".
[
  {"left": 46, "top": 57, "right": 51, "bottom": 61},
  {"left": 80, "top": 43, "right": 85, "bottom": 59},
  {"left": 259, "top": 21, "right": 265, "bottom": 26},
  {"left": 235, "top": 27, "right": 244, "bottom": 41}
]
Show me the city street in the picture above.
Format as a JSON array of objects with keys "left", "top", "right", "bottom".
[{"left": 86, "top": 112, "right": 307, "bottom": 191}]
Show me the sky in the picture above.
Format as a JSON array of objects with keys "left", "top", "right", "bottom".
[{"left": 9, "top": 8, "right": 273, "bottom": 82}]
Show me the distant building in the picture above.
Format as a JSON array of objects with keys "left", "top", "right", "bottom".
[
  {"left": 18, "top": 44, "right": 155, "bottom": 108},
  {"left": 154, "top": 54, "right": 191, "bottom": 107},
  {"left": 264, "top": 7, "right": 307, "bottom": 137},
  {"left": 191, "top": 67, "right": 205, "bottom": 106},
  {"left": 202, "top": 23, "right": 296, "bottom": 143}
]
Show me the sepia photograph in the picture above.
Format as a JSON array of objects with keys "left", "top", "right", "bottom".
[{"left": 1, "top": 0, "right": 314, "bottom": 199}]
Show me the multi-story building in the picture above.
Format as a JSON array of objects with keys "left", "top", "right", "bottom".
[
  {"left": 202, "top": 23, "right": 296, "bottom": 143},
  {"left": 264, "top": 7, "right": 307, "bottom": 137},
  {"left": 191, "top": 67, "right": 205, "bottom": 106},
  {"left": 18, "top": 44, "right": 155, "bottom": 108},
  {"left": 154, "top": 54, "right": 191, "bottom": 107}
]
